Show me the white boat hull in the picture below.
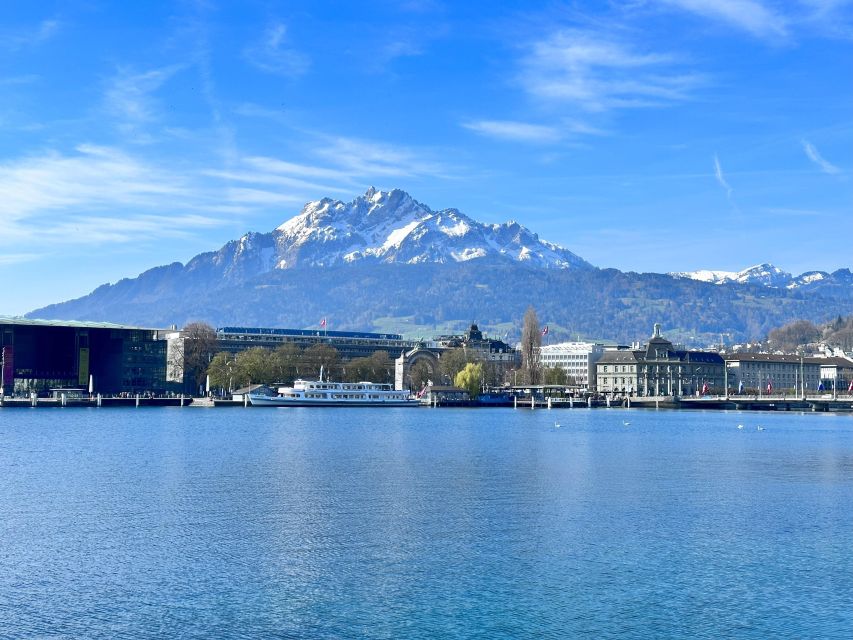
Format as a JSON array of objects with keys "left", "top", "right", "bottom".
[{"left": 248, "top": 394, "right": 419, "bottom": 407}]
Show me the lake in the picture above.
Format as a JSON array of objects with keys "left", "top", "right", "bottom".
[{"left": 1, "top": 407, "right": 851, "bottom": 638}]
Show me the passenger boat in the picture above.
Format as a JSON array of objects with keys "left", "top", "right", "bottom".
[{"left": 247, "top": 375, "right": 418, "bottom": 407}]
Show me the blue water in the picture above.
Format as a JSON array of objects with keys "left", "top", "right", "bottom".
[{"left": 0, "top": 407, "right": 851, "bottom": 639}]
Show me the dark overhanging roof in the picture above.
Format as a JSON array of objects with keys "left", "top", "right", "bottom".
[{"left": 1, "top": 317, "right": 157, "bottom": 331}]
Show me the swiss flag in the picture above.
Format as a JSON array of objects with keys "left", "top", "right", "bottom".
[
  {"left": 320, "top": 318, "right": 327, "bottom": 328},
  {"left": 541, "top": 326, "right": 549, "bottom": 336}
]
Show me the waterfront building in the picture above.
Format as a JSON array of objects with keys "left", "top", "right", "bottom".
[
  {"left": 434, "top": 324, "right": 517, "bottom": 364},
  {"left": 396, "top": 324, "right": 520, "bottom": 391},
  {"left": 595, "top": 349, "right": 643, "bottom": 395},
  {"left": 0, "top": 318, "right": 166, "bottom": 396},
  {"left": 596, "top": 324, "right": 724, "bottom": 396},
  {"left": 817, "top": 356, "right": 853, "bottom": 393},
  {"left": 538, "top": 341, "right": 606, "bottom": 390},
  {"left": 724, "top": 353, "right": 823, "bottom": 394},
  {"left": 213, "top": 326, "right": 416, "bottom": 360},
  {"left": 163, "top": 325, "right": 418, "bottom": 386}
]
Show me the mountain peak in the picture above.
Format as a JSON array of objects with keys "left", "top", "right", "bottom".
[
  {"left": 669, "top": 263, "right": 833, "bottom": 288},
  {"left": 271, "top": 188, "right": 592, "bottom": 270}
]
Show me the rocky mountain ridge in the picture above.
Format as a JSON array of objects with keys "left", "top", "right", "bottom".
[
  {"left": 26, "top": 188, "right": 853, "bottom": 344},
  {"left": 670, "top": 263, "right": 839, "bottom": 289}
]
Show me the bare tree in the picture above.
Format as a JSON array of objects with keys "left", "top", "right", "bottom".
[
  {"left": 409, "top": 360, "right": 433, "bottom": 390},
  {"left": 767, "top": 320, "right": 820, "bottom": 353},
  {"left": 181, "top": 321, "right": 218, "bottom": 394},
  {"left": 520, "top": 306, "right": 542, "bottom": 385}
]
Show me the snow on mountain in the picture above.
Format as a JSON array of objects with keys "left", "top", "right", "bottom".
[
  {"left": 788, "top": 271, "right": 827, "bottom": 288},
  {"left": 670, "top": 269, "right": 741, "bottom": 284},
  {"left": 670, "top": 263, "right": 834, "bottom": 289},
  {"left": 267, "top": 187, "right": 591, "bottom": 270}
]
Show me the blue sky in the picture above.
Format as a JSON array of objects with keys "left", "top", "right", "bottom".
[{"left": 1, "top": 0, "right": 851, "bottom": 316}]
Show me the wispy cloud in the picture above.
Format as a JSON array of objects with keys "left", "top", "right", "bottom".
[
  {"left": 0, "top": 145, "right": 234, "bottom": 247},
  {"left": 313, "top": 135, "right": 453, "bottom": 179},
  {"left": 0, "top": 253, "right": 39, "bottom": 266},
  {"left": 0, "top": 132, "right": 455, "bottom": 250},
  {"left": 801, "top": 139, "right": 840, "bottom": 174},
  {"left": 462, "top": 120, "right": 563, "bottom": 143},
  {"left": 519, "top": 29, "right": 701, "bottom": 112},
  {"left": 660, "top": 0, "right": 788, "bottom": 38},
  {"left": 462, "top": 118, "right": 607, "bottom": 143},
  {"left": 104, "top": 64, "right": 186, "bottom": 141},
  {"left": 244, "top": 22, "right": 309, "bottom": 77},
  {"left": 761, "top": 206, "right": 825, "bottom": 217},
  {"left": 713, "top": 153, "right": 733, "bottom": 197},
  {"left": 2, "top": 18, "right": 60, "bottom": 51}
]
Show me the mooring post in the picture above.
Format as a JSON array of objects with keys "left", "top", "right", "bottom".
[
  {"left": 547, "top": 397, "right": 552, "bottom": 410},
  {"left": 135, "top": 394, "right": 140, "bottom": 408},
  {"left": 513, "top": 396, "right": 517, "bottom": 409}
]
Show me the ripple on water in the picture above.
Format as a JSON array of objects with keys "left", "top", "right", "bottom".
[{"left": 0, "top": 407, "right": 850, "bottom": 639}]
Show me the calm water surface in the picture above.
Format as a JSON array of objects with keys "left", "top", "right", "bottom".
[{"left": 1, "top": 407, "right": 851, "bottom": 639}]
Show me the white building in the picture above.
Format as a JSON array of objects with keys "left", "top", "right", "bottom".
[{"left": 538, "top": 342, "right": 606, "bottom": 389}]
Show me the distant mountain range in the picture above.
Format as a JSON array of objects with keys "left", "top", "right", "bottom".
[
  {"left": 670, "top": 263, "right": 835, "bottom": 289},
  {"left": 28, "top": 188, "right": 853, "bottom": 345}
]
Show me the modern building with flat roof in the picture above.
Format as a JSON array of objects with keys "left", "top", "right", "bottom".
[
  {"left": 1, "top": 318, "right": 167, "bottom": 396},
  {"left": 213, "top": 326, "right": 417, "bottom": 360},
  {"left": 538, "top": 341, "right": 606, "bottom": 390}
]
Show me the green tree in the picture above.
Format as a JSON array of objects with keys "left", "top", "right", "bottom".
[
  {"left": 272, "top": 343, "right": 301, "bottom": 384},
  {"left": 303, "top": 344, "right": 341, "bottom": 380},
  {"left": 543, "top": 366, "right": 568, "bottom": 385},
  {"left": 454, "top": 362, "right": 483, "bottom": 400},
  {"left": 368, "top": 351, "right": 393, "bottom": 383},
  {"left": 207, "top": 351, "right": 248, "bottom": 392},
  {"left": 236, "top": 347, "right": 276, "bottom": 384},
  {"left": 440, "top": 347, "right": 476, "bottom": 384}
]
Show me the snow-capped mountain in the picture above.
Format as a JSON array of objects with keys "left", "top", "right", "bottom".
[
  {"left": 182, "top": 187, "right": 592, "bottom": 284},
  {"left": 670, "top": 263, "right": 830, "bottom": 288},
  {"left": 27, "top": 187, "right": 852, "bottom": 340},
  {"left": 271, "top": 187, "right": 591, "bottom": 270}
]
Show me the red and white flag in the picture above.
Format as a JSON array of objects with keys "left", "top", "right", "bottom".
[
  {"left": 541, "top": 325, "right": 549, "bottom": 336},
  {"left": 320, "top": 318, "right": 327, "bottom": 328},
  {"left": 701, "top": 382, "right": 709, "bottom": 395},
  {"left": 848, "top": 379, "right": 853, "bottom": 393},
  {"left": 767, "top": 381, "right": 773, "bottom": 394}
]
